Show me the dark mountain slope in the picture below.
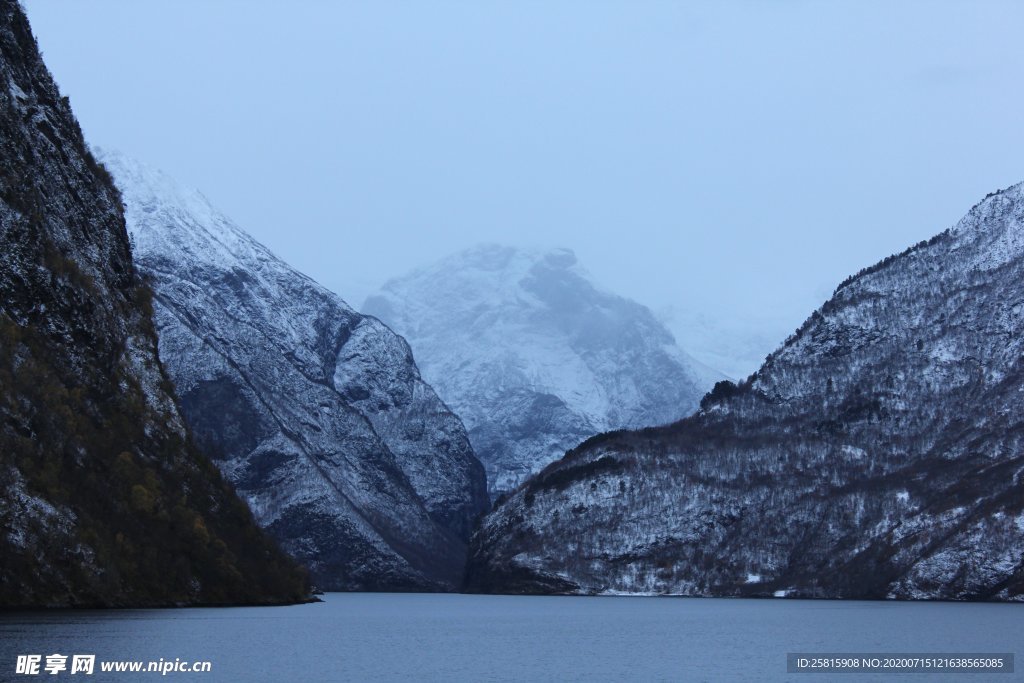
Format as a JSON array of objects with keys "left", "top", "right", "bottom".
[{"left": 0, "top": 0, "right": 307, "bottom": 607}]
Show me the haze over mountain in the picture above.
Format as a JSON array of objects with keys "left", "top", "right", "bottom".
[
  {"left": 364, "top": 245, "right": 722, "bottom": 497},
  {"left": 658, "top": 307, "right": 794, "bottom": 380},
  {"left": 0, "top": 1, "right": 306, "bottom": 607},
  {"left": 467, "top": 185, "right": 1024, "bottom": 601},
  {"left": 102, "top": 152, "right": 487, "bottom": 592}
]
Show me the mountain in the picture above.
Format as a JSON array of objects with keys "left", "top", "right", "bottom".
[
  {"left": 0, "top": 1, "right": 307, "bottom": 607},
  {"left": 466, "top": 186, "right": 1024, "bottom": 601},
  {"left": 363, "top": 245, "right": 723, "bottom": 497},
  {"left": 100, "top": 152, "right": 488, "bottom": 592}
]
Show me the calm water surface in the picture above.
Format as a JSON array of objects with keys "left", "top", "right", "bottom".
[{"left": 0, "top": 594, "right": 1019, "bottom": 681}]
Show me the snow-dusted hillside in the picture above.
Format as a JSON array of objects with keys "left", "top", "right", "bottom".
[
  {"left": 467, "top": 186, "right": 1024, "bottom": 601},
  {"left": 101, "top": 152, "right": 487, "bottom": 591},
  {"left": 363, "top": 245, "right": 722, "bottom": 497}
]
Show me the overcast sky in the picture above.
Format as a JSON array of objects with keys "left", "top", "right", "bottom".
[{"left": 24, "top": 1, "right": 1024, "bottom": 374}]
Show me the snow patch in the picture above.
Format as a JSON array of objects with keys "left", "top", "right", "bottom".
[{"left": 842, "top": 444, "right": 866, "bottom": 459}]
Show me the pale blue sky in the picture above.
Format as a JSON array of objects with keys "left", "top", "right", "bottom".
[{"left": 23, "top": 1, "right": 1024, "bottom": 374}]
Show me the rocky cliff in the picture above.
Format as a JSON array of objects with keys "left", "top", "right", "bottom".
[{"left": 0, "top": 1, "right": 307, "bottom": 607}]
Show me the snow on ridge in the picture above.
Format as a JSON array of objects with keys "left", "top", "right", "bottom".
[{"left": 96, "top": 148, "right": 353, "bottom": 313}]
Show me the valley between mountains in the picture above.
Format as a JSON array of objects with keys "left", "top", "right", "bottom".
[{"left": 1, "top": 0, "right": 1021, "bottom": 605}]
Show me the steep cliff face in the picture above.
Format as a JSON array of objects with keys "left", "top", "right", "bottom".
[
  {"left": 364, "top": 245, "right": 722, "bottom": 497},
  {"left": 0, "top": 1, "right": 307, "bottom": 607},
  {"left": 467, "top": 186, "right": 1024, "bottom": 601},
  {"left": 101, "top": 153, "right": 488, "bottom": 591}
]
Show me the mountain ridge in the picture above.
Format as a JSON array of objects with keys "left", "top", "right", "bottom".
[{"left": 466, "top": 182, "right": 1024, "bottom": 601}]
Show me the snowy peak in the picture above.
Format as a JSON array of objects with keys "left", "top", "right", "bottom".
[
  {"left": 104, "top": 151, "right": 488, "bottom": 591},
  {"left": 366, "top": 245, "right": 588, "bottom": 336},
  {"left": 364, "top": 244, "right": 723, "bottom": 496},
  {"left": 99, "top": 150, "right": 335, "bottom": 303},
  {"left": 103, "top": 151, "right": 258, "bottom": 264}
]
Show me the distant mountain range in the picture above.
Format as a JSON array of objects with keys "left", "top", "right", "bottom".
[
  {"left": 364, "top": 245, "right": 723, "bottom": 497},
  {"left": 102, "top": 152, "right": 487, "bottom": 592},
  {"left": 467, "top": 186, "right": 1024, "bottom": 601}
]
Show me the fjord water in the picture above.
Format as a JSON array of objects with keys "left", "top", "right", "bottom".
[{"left": 1, "top": 594, "right": 1018, "bottom": 682}]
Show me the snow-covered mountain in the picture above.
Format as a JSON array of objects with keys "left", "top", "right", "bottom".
[
  {"left": 363, "top": 245, "right": 723, "bottom": 497},
  {"left": 100, "top": 152, "right": 488, "bottom": 592},
  {"left": 467, "top": 185, "right": 1024, "bottom": 601},
  {"left": 0, "top": 2, "right": 307, "bottom": 607}
]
